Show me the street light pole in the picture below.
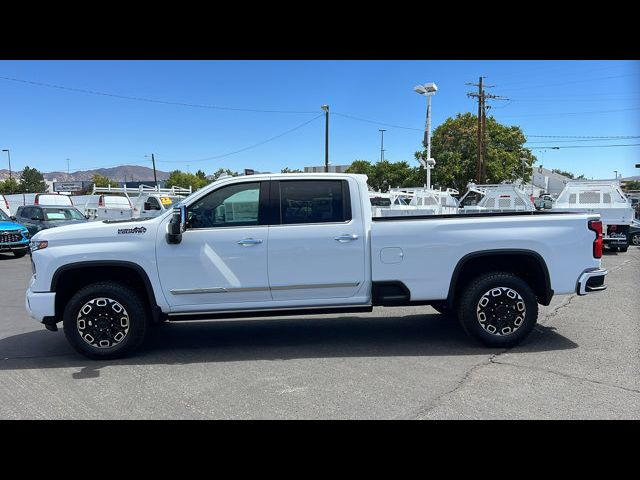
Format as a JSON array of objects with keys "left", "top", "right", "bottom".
[
  {"left": 614, "top": 170, "right": 618, "bottom": 180},
  {"left": 379, "top": 129, "right": 386, "bottom": 162},
  {"left": 414, "top": 83, "right": 438, "bottom": 189},
  {"left": 321, "top": 105, "right": 329, "bottom": 172},
  {"left": 2, "top": 149, "right": 12, "bottom": 193}
]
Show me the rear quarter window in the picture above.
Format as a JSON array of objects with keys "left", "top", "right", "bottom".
[{"left": 278, "top": 180, "right": 350, "bottom": 224}]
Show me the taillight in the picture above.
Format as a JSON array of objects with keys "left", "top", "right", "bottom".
[
  {"left": 588, "top": 220, "right": 602, "bottom": 258},
  {"left": 34, "top": 196, "right": 39, "bottom": 205},
  {"left": 99, "top": 196, "right": 104, "bottom": 207},
  {"left": 3, "top": 197, "right": 8, "bottom": 211}
]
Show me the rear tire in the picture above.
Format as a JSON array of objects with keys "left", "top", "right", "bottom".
[
  {"left": 631, "top": 234, "right": 639, "bottom": 246},
  {"left": 63, "top": 281, "right": 149, "bottom": 359},
  {"left": 457, "top": 272, "right": 538, "bottom": 348}
]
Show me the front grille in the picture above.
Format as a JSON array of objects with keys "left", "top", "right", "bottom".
[{"left": 0, "top": 231, "right": 23, "bottom": 243}]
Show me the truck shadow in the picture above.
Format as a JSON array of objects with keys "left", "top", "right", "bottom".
[{"left": 0, "top": 313, "right": 578, "bottom": 379}]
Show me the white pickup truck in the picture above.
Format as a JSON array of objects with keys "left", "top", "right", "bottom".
[{"left": 25, "top": 173, "right": 608, "bottom": 359}]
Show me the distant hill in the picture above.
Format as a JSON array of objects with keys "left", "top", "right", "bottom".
[{"left": 0, "top": 165, "right": 171, "bottom": 182}]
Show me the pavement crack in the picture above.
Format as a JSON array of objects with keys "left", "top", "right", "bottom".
[
  {"left": 407, "top": 350, "right": 507, "bottom": 419},
  {"left": 491, "top": 359, "right": 640, "bottom": 395}
]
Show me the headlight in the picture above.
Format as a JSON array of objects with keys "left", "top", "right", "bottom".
[
  {"left": 23, "top": 230, "right": 30, "bottom": 239},
  {"left": 30, "top": 240, "right": 48, "bottom": 252}
]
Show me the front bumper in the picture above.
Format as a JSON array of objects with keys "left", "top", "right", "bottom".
[
  {"left": 25, "top": 285, "right": 56, "bottom": 323},
  {"left": 0, "top": 242, "right": 29, "bottom": 253},
  {"left": 576, "top": 268, "right": 608, "bottom": 296}
]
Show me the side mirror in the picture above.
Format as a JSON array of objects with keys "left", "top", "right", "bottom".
[{"left": 166, "top": 205, "right": 186, "bottom": 244}]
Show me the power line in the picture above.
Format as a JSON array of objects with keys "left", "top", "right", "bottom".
[
  {"left": 526, "top": 136, "right": 640, "bottom": 144},
  {"left": 497, "top": 107, "right": 640, "bottom": 118},
  {"left": 0, "top": 75, "right": 318, "bottom": 114},
  {"left": 331, "top": 112, "right": 422, "bottom": 131},
  {"left": 530, "top": 144, "right": 640, "bottom": 149},
  {"left": 526, "top": 134, "right": 640, "bottom": 138},
  {"left": 155, "top": 114, "right": 324, "bottom": 164}
]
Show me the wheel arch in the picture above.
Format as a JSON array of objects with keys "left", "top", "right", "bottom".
[
  {"left": 447, "top": 249, "right": 553, "bottom": 308},
  {"left": 51, "top": 261, "right": 161, "bottom": 323}
]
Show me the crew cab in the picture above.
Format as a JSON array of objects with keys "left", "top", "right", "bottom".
[{"left": 25, "top": 173, "right": 608, "bottom": 359}]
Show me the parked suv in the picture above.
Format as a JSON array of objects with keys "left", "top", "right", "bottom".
[
  {"left": 16, "top": 205, "right": 87, "bottom": 236},
  {"left": 0, "top": 209, "right": 30, "bottom": 258}
]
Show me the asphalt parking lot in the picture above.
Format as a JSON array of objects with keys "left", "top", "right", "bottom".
[{"left": 0, "top": 248, "right": 638, "bottom": 419}]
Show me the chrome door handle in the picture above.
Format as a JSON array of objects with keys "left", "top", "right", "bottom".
[
  {"left": 237, "top": 238, "right": 263, "bottom": 246},
  {"left": 334, "top": 234, "right": 359, "bottom": 242}
]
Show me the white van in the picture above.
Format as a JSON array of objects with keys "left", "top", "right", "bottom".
[
  {"left": 34, "top": 193, "right": 74, "bottom": 207},
  {"left": 131, "top": 193, "right": 184, "bottom": 219},
  {"left": 83, "top": 194, "right": 133, "bottom": 221}
]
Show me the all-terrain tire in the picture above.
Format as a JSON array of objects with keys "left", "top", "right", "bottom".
[
  {"left": 63, "top": 281, "right": 149, "bottom": 359},
  {"left": 457, "top": 272, "right": 538, "bottom": 348}
]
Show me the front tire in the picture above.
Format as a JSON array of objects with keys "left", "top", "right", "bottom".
[
  {"left": 63, "top": 281, "right": 149, "bottom": 359},
  {"left": 631, "top": 234, "right": 639, "bottom": 246},
  {"left": 457, "top": 272, "right": 538, "bottom": 348}
]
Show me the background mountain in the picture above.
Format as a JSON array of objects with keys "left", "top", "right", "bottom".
[{"left": 0, "top": 165, "right": 171, "bottom": 182}]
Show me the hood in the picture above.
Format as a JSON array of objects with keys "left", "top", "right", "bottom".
[
  {"left": 32, "top": 216, "right": 161, "bottom": 243},
  {"left": 42, "top": 219, "right": 87, "bottom": 229},
  {"left": 0, "top": 221, "right": 27, "bottom": 231}
]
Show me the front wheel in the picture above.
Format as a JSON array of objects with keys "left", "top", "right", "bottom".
[
  {"left": 457, "top": 272, "right": 538, "bottom": 348},
  {"left": 63, "top": 281, "right": 149, "bottom": 359},
  {"left": 631, "top": 234, "right": 639, "bottom": 246}
]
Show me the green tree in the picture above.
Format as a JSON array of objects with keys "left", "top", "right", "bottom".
[
  {"left": 551, "top": 169, "right": 585, "bottom": 180},
  {"left": 92, "top": 173, "right": 119, "bottom": 188},
  {"left": 210, "top": 168, "right": 238, "bottom": 181},
  {"left": 347, "top": 160, "right": 425, "bottom": 192},
  {"left": 0, "top": 177, "right": 21, "bottom": 194},
  {"left": 623, "top": 180, "right": 640, "bottom": 190},
  {"left": 281, "top": 167, "right": 303, "bottom": 173},
  {"left": 415, "top": 113, "right": 536, "bottom": 191},
  {"left": 20, "top": 166, "right": 47, "bottom": 193},
  {"left": 165, "top": 170, "right": 209, "bottom": 190}
]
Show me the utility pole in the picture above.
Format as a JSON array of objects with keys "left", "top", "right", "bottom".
[
  {"left": 321, "top": 105, "right": 329, "bottom": 172},
  {"left": 66, "top": 158, "right": 70, "bottom": 175},
  {"left": 379, "top": 129, "right": 386, "bottom": 162},
  {"left": 467, "top": 77, "right": 507, "bottom": 183},
  {"left": 151, "top": 153, "right": 158, "bottom": 186}
]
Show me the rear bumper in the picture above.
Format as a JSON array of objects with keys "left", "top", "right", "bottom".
[
  {"left": 25, "top": 286, "right": 56, "bottom": 323},
  {"left": 576, "top": 268, "right": 608, "bottom": 296}
]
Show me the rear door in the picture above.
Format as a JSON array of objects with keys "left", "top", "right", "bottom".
[{"left": 267, "top": 179, "right": 366, "bottom": 301}]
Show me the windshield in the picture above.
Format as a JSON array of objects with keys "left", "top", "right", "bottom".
[
  {"left": 43, "top": 207, "right": 86, "bottom": 221},
  {"left": 0, "top": 210, "right": 10, "bottom": 222}
]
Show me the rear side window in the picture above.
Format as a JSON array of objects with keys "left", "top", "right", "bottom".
[{"left": 278, "top": 180, "right": 350, "bottom": 225}]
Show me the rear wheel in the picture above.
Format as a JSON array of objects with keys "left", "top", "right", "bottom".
[
  {"left": 631, "top": 234, "right": 640, "bottom": 246},
  {"left": 63, "top": 281, "right": 149, "bottom": 359},
  {"left": 457, "top": 272, "right": 538, "bottom": 348}
]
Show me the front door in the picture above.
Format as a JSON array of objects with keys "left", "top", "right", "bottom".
[{"left": 156, "top": 180, "right": 272, "bottom": 311}]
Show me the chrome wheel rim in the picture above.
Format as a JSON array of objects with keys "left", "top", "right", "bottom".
[
  {"left": 632, "top": 235, "right": 640, "bottom": 246},
  {"left": 77, "top": 297, "right": 130, "bottom": 348},
  {"left": 476, "top": 287, "right": 526, "bottom": 336}
]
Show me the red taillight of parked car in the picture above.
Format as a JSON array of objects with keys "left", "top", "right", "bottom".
[
  {"left": 3, "top": 197, "right": 8, "bottom": 211},
  {"left": 588, "top": 220, "right": 603, "bottom": 258},
  {"left": 98, "top": 196, "right": 104, "bottom": 207}
]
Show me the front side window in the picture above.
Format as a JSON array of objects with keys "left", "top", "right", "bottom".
[
  {"left": 279, "top": 180, "right": 348, "bottom": 225},
  {"left": 187, "top": 182, "right": 261, "bottom": 229}
]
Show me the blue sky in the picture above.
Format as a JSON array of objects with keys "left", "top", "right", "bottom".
[{"left": 0, "top": 60, "right": 638, "bottom": 179}]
